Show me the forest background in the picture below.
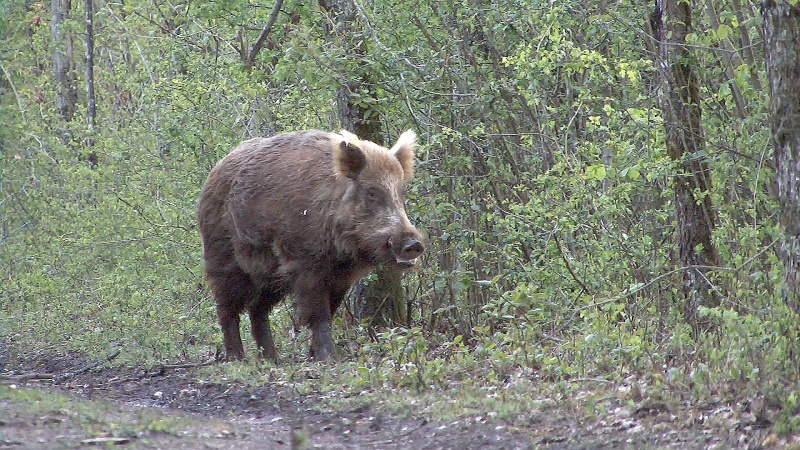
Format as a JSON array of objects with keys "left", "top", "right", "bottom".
[{"left": 2, "top": 0, "right": 800, "bottom": 443}]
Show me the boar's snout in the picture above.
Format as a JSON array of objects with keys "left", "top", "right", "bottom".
[
  {"left": 401, "top": 239, "right": 424, "bottom": 259},
  {"left": 390, "top": 233, "right": 425, "bottom": 268}
]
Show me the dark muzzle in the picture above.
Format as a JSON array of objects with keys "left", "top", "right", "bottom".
[{"left": 394, "top": 237, "right": 424, "bottom": 268}]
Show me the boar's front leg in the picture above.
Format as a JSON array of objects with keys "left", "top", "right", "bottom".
[
  {"left": 295, "top": 277, "right": 338, "bottom": 361},
  {"left": 310, "top": 319, "right": 336, "bottom": 361}
]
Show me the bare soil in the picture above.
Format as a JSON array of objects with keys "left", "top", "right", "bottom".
[{"left": 0, "top": 347, "right": 790, "bottom": 449}]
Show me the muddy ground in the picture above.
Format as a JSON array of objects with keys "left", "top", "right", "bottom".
[{"left": 0, "top": 347, "right": 790, "bottom": 449}]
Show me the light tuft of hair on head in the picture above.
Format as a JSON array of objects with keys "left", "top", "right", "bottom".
[
  {"left": 338, "top": 130, "right": 360, "bottom": 145},
  {"left": 390, "top": 130, "right": 417, "bottom": 179}
]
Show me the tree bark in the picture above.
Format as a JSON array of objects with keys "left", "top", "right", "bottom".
[
  {"left": 651, "top": 0, "right": 721, "bottom": 330},
  {"left": 319, "top": 0, "right": 382, "bottom": 139},
  {"left": 52, "top": 0, "right": 77, "bottom": 122},
  {"left": 319, "top": 0, "right": 406, "bottom": 327},
  {"left": 762, "top": 0, "right": 800, "bottom": 309}
]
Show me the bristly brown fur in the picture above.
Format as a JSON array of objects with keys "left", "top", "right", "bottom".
[{"left": 197, "top": 129, "right": 424, "bottom": 362}]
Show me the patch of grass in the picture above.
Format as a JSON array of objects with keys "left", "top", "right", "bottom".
[
  {"left": 0, "top": 386, "right": 189, "bottom": 449},
  {"left": 0, "top": 384, "right": 189, "bottom": 436},
  {"left": 188, "top": 300, "right": 800, "bottom": 438}
]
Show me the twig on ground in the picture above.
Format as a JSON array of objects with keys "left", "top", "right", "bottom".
[
  {"left": 157, "top": 357, "right": 218, "bottom": 371},
  {"left": 1, "top": 351, "right": 216, "bottom": 386},
  {"left": 100, "top": 357, "right": 218, "bottom": 387},
  {"left": 0, "top": 350, "right": 120, "bottom": 383},
  {"left": 55, "top": 349, "right": 122, "bottom": 383},
  {"left": 366, "top": 419, "right": 429, "bottom": 446},
  {"left": 0, "top": 372, "right": 56, "bottom": 382}
]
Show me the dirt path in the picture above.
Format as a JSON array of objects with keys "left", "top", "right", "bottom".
[
  {"left": 0, "top": 349, "right": 783, "bottom": 449},
  {"left": 1, "top": 351, "right": 530, "bottom": 449}
]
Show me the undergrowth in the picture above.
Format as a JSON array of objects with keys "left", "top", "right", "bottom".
[{"left": 2, "top": 144, "right": 797, "bottom": 434}]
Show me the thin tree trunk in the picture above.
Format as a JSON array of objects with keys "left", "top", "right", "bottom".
[
  {"left": 705, "top": 0, "right": 747, "bottom": 118},
  {"left": 85, "top": 0, "right": 96, "bottom": 154},
  {"left": 762, "top": 0, "right": 800, "bottom": 309},
  {"left": 52, "top": 0, "right": 77, "bottom": 122},
  {"left": 242, "top": 0, "right": 284, "bottom": 70},
  {"left": 651, "top": 0, "right": 721, "bottom": 331},
  {"left": 319, "top": 0, "right": 406, "bottom": 327},
  {"left": 733, "top": 0, "right": 762, "bottom": 91}
]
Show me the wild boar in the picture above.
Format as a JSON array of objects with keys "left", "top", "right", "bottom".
[{"left": 197, "top": 129, "right": 424, "bottom": 361}]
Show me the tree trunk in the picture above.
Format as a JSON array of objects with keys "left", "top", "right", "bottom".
[
  {"left": 319, "top": 0, "right": 406, "bottom": 327},
  {"left": 85, "top": 0, "right": 96, "bottom": 155},
  {"left": 52, "top": 0, "right": 77, "bottom": 122},
  {"left": 319, "top": 0, "right": 382, "bottom": 139},
  {"left": 651, "top": 0, "right": 721, "bottom": 331},
  {"left": 763, "top": 0, "right": 800, "bottom": 309}
]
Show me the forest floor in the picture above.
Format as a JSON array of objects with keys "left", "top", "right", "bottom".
[{"left": 0, "top": 347, "right": 790, "bottom": 449}]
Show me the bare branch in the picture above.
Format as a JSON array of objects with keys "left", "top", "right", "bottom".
[{"left": 245, "top": 0, "right": 284, "bottom": 70}]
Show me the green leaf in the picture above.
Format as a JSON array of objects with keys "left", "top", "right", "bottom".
[{"left": 584, "top": 164, "right": 607, "bottom": 181}]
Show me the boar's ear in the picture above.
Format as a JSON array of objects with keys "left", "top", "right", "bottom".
[
  {"left": 390, "top": 130, "right": 417, "bottom": 180},
  {"left": 339, "top": 129, "right": 359, "bottom": 143},
  {"left": 333, "top": 132, "right": 367, "bottom": 180}
]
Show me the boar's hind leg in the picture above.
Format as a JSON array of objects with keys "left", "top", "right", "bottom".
[
  {"left": 249, "top": 290, "right": 282, "bottom": 361},
  {"left": 217, "top": 302, "right": 245, "bottom": 360},
  {"left": 209, "top": 269, "right": 254, "bottom": 360}
]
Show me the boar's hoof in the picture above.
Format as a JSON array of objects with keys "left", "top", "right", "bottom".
[
  {"left": 309, "top": 344, "right": 338, "bottom": 362},
  {"left": 310, "top": 327, "right": 338, "bottom": 361}
]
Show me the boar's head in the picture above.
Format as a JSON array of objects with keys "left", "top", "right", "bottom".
[{"left": 332, "top": 130, "right": 425, "bottom": 269}]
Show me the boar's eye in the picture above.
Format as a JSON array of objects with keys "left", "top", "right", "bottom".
[{"left": 365, "top": 186, "right": 387, "bottom": 206}]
